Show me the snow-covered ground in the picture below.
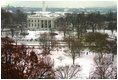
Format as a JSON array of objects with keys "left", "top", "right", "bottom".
[
  {"left": 21, "top": 30, "right": 117, "bottom": 41},
  {"left": 11, "top": 29, "right": 116, "bottom": 46},
  {"left": 1, "top": 29, "right": 117, "bottom": 79},
  {"left": 29, "top": 47, "right": 116, "bottom": 79},
  {"left": 87, "top": 29, "right": 117, "bottom": 38},
  {"left": 50, "top": 48, "right": 95, "bottom": 78},
  {"left": 24, "top": 30, "right": 117, "bottom": 78},
  {"left": 2, "top": 29, "right": 116, "bottom": 41}
]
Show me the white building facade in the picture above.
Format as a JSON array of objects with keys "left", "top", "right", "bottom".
[
  {"left": 27, "top": 13, "right": 59, "bottom": 30},
  {"left": 27, "top": 1, "right": 66, "bottom": 30}
]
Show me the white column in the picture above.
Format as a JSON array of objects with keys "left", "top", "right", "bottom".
[
  {"left": 39, "top": 20, "right": 41, "bottom": 29},
  {"left": 51, "top": 20, "right": 54, "bottom": 28},
  {"left": 47, "top": 20, "right": 49, "bottom": 28}
]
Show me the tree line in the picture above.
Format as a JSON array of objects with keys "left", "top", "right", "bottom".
[{"left": 55, "top": 11, "right": 117, "bottom": 38}]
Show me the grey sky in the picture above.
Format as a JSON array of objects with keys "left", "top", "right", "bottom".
[{"left": 2, "top": 1, "right": 117, "bottom": 8}]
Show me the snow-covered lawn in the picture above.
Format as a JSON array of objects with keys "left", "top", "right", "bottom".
[
  {"left": 21, "top": 30, "right": 117, "bottom": 41},
  {"left": 1, "top": 29, "right": 117, "bottom": 79},
  {"left": 30, "top": 47, "right": 116, "bottom": 79},
  {"left": 27, "top": 47, "right": 95, "bottom": 78},
  {"left": 87, "top": 29, "right": 117, "bottom": 38},
  {"left": 26, "top": 30, "right": 117, "bottom": 78},
  {"left": 15, "top": 30, "right": 117, "bottom": 78}
]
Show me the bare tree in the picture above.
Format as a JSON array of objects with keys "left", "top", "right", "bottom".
[
  {"left": 55, "top": 17, "right": 69, "bottom": 38},
  {"left": 108, "top": 21, "right": 117, "bottom": 34},
  {"left": 39, "top": 32, "right": 57, "bottom": 55},
  {"left": 28, "top": 55, "right": 55, "bottom": 79},
  {"left": 1, "top": 37, "right": 55, "bottom": 79},
  {"left": 55, "top": 65, "right": 81, "bottom": 79},
  {"left": 49, "top": 29, "right": 58, "bottom": 49},
  {"left": 89, "top": 54, "right": 117, "bottom": 79},
  {"left": 39, "top": 33, "right": 51, "bottom": 55},
  {"left": 106, "top": 39, "right": 117, "bottom": 61},
  {"left": 86, "top": 12, "right": 100, "bottom": 33},
  {"left": 65, "top": 35, "right": 83, "bottom": 64}
]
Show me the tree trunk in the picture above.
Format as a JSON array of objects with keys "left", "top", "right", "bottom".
[
  {"left": 16, "top": 40, "right": 17, "bottom": 47},
  {"left": 104, "top": 29, "right": 105, "bottom": 33},
  {"left": 112, "top": 54, "right": 114, "bottom": 61},
  {"left": 78, "top": 52, "right": 80, "bottom": 57},
  {"left": 99, "top": 52, "right": 103, "bottom": 63},
  {"left": 92, "top": 26, "right": 95, "bottom": 33},
  {"left": 72, "top": 58, "right": 75, "bottom": 65},
  {"left": 111, "top": 30, "right": 114, "bottom": 35},
  {"left": 72, "top": 53, "right": 75, "bottom": 65},
  {"left": 77, "top": 30, "right": 80, "bottom": 39}
]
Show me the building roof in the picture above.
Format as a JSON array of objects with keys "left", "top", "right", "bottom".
[{"left": 27, "top": 12, "right": 63, "bottom": 19}]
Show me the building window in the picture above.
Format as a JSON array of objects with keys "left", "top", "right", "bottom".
[
  {"left": 49, "top": 24, "right": 51, "bottom": 28},
  {"left": 41, "top": 20, "right": 43, "bottom": 24},
  {"left": 41, "top": 20, "right": 43, "bottom": 28},
  {"left": 35, "top": 20, "right": 36, "bottom": 22},
  {"left": 48, "top": 20, "right": 51, "bottom": 23},
  {"left": 48, "top": 20, "right": 51, "bottom": 28},
  {"left": 41, "top": 24, "right": 43, "bottom": 28},
  {"left": 45, "top": 20, "right": 47, "bottom": 28},
  {"left": 29, "top": 23, "right": 30, "bottom": 27},
  {"left": 32, "top": 20, "right": 33, "bottom": 22},
  {"left": 38, "top": 24, "right": 39, "bottom": 27},
  {"left": 35, "top": 24, "right": 36, "bottom": 27},
  {"left": 38, "top": 20, "right": 39, "bottom": 22},
  {"left": 32, "top": 24, "right": 33, "bottom": 27}
]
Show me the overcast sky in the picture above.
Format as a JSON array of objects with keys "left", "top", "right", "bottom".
[{"left": 1, "top": 0, "right": 117, "bottom": 8}]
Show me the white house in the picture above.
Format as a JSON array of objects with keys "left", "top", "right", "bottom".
[{"left": 27, "top": 1, "right": 61, "bottom": 30}]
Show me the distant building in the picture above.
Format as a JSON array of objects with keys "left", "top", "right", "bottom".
[
  {"left": 27, "top": 13, "right": 60, "bottom": 30},
  {"left": 27, "top": 1, "right": 61, "bottom": 30},
  {"left": 26, "top": 1, "right": 71, "bottom": 30}
]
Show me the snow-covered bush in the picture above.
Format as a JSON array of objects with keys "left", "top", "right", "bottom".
[
  {"left": 89, "top": 55, "right": 117, "bottom": 79},
  {"left": 55, "top": 65, "right": 81, "bottom": 79}
]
